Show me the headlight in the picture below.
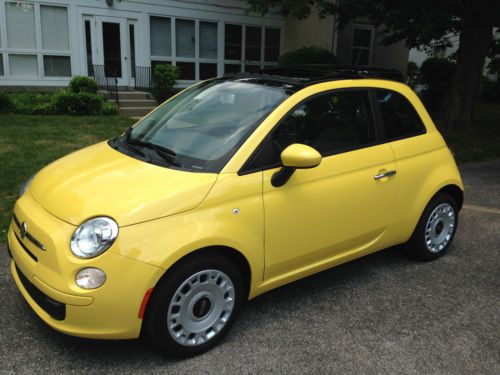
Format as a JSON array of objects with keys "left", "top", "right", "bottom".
[
  {"left": 70, "top": 217, "right": 118, "bottom": 258},
  {"left": 19, "top": 175, "right": 34, "bottom": 197}
]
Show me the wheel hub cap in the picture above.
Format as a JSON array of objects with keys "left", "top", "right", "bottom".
[
  {"left": 425, "top": 203, "right": 455, "bottom": 253},
  {"left": 167, "top": 269, "right": 235, "bottom": 346}
]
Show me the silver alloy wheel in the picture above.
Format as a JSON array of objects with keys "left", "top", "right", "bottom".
[
  {"left": 425, "top": 203, "right": 456, "bottom": 253},
  {"left": 167, "top": 269, "right": 235, "bottom": 346}
]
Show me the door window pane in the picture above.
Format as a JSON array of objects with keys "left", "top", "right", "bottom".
[
  {"left": 351, "top": 49, "right": 370, "bottom": 66},
  {"left": 43, "top": 55, "right": 71, "bottom": 77},
  {"left": 6, "top": 2, "right": 36, "bottom": 49},
  {"left": 245, "top": 65, "right": 260, "bottom": 73},
  {"left": 200, "top": 63, "right": 217, "bottom": 80},
  {"left": 264, "top": 28, "right": 280, "bottom": 62},
  {"left": 246, "top": 26, "right": 262, "bottom": 62},
  {"left": 85, "top": 20, "right": 93, "bottom": 76},
  {"left": 200, "top": 22, "right": 218, "bottom": 59},
  {"left": 176, "top": 62, "right": 195, "bottom": 80},
  {"left": 102, "top": 22, "right": 122, "bottom": 77},
  {"left": 41, "top": 6, "right": 69, "bottom": 51},
  {"left": 129, "top": 24, "right": 136, "bottom": 78},
  {"left": 9, "top": 54, "right": 38, "bottom": 77},
  {"left": 225, "top": 24, "right": 242, "bottom": 60},
  {"left": 254, "top": 90, "right": 375, "bottom": 167},
  {"left": 150, "top": 17, "right": 171, "bottom": 57},
  {"left": 376, "top": 90, "right": 425, "bottom": 139},
  {"left": 0, "top": 55, "right": 3, "bottom": 76}
]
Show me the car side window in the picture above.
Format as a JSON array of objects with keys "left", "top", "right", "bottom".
[
  {"left": 246, "top": 90, "right": 376, "bottom": 170},
  {"left": 375, "top": 89, "right": 426, "bottom": 140}
]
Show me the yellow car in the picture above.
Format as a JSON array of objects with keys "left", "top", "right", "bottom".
[{"left": 8, "top": 67, "right": 464, "bottom": 357}]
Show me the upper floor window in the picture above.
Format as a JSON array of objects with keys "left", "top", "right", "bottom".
[
  {"left": 247, "top": 90, "right": 376, "bottom": 170},
  {"left": 375, "top": 90, "right": 426, "bottom": 140},
  {"left": 351, "top": 25, "right": 374, "bottom": 66}
]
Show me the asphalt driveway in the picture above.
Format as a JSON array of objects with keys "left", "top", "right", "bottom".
[{"left": 0, "top": 161, "right": 499, "bottom": 374}]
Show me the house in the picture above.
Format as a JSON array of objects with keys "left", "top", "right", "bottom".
[{"left": 0, "top": 0, "right": 409, "bottom": 91}]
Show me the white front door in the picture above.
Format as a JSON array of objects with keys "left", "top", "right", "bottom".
[{"left": 95, "top": 16, "right": 129, "bottom": 87}]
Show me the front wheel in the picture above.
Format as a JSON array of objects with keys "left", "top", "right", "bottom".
[
  {"left": 144, "top": 253, "right": 244, "bottom": 357},
  {"left": 407, "top": 192, "right": 459, "bottom": 261}
]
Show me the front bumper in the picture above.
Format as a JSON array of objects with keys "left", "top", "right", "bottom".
[{"left": 8, "top": 192, "right": 164, "bottom": 339}]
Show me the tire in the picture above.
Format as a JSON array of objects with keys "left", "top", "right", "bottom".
[
  {"left": 144, "top": 252, "right": 244, "bottom": 357},
  {"left": 407, "top": 192, "right": 459, "bottom": 261}
]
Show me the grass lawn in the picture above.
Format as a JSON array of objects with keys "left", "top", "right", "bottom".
[
  {"left": 0, "top": 115, "right": 135, "bottom": 244},
  {"left": 0, "top": 102, "right": 499, "bottom": 245}
]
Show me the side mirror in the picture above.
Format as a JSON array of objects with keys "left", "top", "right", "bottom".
[{"left": 271, "top": 144, "right": 322, "bottom": 187}]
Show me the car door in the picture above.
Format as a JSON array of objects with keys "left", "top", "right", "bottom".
[{"left": 253, "top": 89, "right": 398, "bottom": 281}]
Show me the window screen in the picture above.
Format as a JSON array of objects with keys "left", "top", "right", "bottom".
[
  {"left": 0, "top": 55, "right": 3, "bottom": 76},
  {"left": 264, "top": 28, "right": 280, "bottom": 62},
  {"left": 249, "top": 90, "right": 376, "bottom": 170},
  {"left": 150, "top": 17, "right": 171, "bottom": 57},
  {"left": 225, "top": 24, "right": 242, "bottom": 60},
  {"left": 200, "top": 22, "right": 218, "bottom": 59},
  {"left": 41, "top": 6, "right": 70, "bottom": 51},
  {"left": 6, "top": 2, "right": 36, "bottom": 49},
  {"left": 375, "top": 90, "right": 425, "bottom": 140},
  {"left": 176, "top": 19, "right": 195, "bottom": 58},
  {"left": 246, "top": 26, "right": 262, "bottom": 61}
]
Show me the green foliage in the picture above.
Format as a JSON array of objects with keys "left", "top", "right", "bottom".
[
  {"left": 69, "top": 76, "right": 99, "bottom": 94},
  {"left": 32, "top": 102, "right": 56, "bottom": 115},
  {"left": 487, "top": 57, "right": 500, "bottom": 75},
  {"left": 102, "top": 101, "right": 118, "bottom": 115},
  {"left": 0, "top": 92, "right": 14, "bottom": 114},
  {"left": 420, "top": 58, "right": 456, "bottom": 113},
  {"left": 152, "top": 64, "right": 180, "bottom": 102},
  {"left": 53, "top": 91, "right": 103, "bottom": 115},
  {"left": 406, "top": 61, "right": 420, "bottom": 88},
  {"left": 278, "top": 46, "right": 336, "bottom": 66},
  {"left": 7, "top": 92, "right": 54, "bottom": 115}
]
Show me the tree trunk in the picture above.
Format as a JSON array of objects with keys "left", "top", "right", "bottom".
[{"left": 446, "top": 5, "right": 493, "bottom": 128}]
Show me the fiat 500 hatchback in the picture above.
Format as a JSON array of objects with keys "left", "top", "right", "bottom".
[{"left": 8, "top": 67, "right": 463, "bottom": 357}]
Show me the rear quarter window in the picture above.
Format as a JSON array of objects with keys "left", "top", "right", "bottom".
[{"left": 375, "top": 89, "right": 426, "bottom": 140}]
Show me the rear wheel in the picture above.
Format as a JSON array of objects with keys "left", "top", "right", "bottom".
[
  {"left": 144, "top": 253, "right": 244, "bottom": 357},
  {"left": 407, "top": 192, "right": 458, "bottom": 261}
]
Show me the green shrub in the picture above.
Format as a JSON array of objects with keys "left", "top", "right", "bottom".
[
  {"left": 152, "top": 64, "right": 180, "bottom": 102},
  {"left": 278, "top": 46, "right": 336, "bottom": 67},
  {"left": 69, "top": 76, "right": 99, "bottom": 94},
  {"left": 102, "top": 101, "right": 118, "bottom": 115},
  {"left": 8, "top": 92, "right": 55, "bottom": 114},
  {"left": 420, "top": 58, "right": 456, "bottom": 113},
  {"left": 54, "top": 91, "right": 103, "bottom": 115},
  {"left": 406, "top": 61, "right": 420, "bottom": 88},
  {"left": 32, "top": 102, "right": 56, "bottom": 115},
  {"left": 0, "top": 92, "right": 14, "bottom": 113}
]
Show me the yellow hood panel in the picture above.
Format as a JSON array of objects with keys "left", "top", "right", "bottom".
[{"left": 29, "top": 142, "right": 217, "bottom": 226}]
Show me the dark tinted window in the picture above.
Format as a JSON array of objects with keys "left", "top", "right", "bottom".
[
  {"left": 376, "top": 90, "right": 425, "bottom": 139},
  {"left": 248, "top": 90, "right": 376, "bottom": 169}
]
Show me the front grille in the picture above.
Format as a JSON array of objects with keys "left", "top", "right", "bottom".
[
  {"left": 12, "top": 214, "right": 46, "bottom": 251},
  {"left": 14, "top": 232, "right": 38, "bottom": 262},
  {"left": 15, "top": 264, "right": 66, "bottom": 321}
]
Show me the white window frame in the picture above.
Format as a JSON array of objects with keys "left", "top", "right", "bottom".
[
  {"left": 350, "top": 23, "right": 375, "bottom": 67},
  {"left": 0, "top": 0, "right": 72, "bottom": 80},
  {"left": 149, "top": 14, "right": 282, "bottom": 84}
]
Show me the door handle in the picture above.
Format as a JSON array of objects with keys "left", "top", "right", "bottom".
[{"left": 374, "top": 170, "right": 397, "bottom": 180}]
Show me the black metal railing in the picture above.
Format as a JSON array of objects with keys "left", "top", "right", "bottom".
[
  {"left": 134, "top": 66, "right": 155, "bottom": 92},
  {"left": 91, "top": 64, "right": 119, "bottom": 105}
]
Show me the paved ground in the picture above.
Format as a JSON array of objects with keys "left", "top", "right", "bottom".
[{"left": 0, "top": 161, "right": 499, "bottom": 374}]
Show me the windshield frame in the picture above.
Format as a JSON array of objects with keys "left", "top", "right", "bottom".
[{"left": 110, "top": 78, "right": 296, "bottom": 173}]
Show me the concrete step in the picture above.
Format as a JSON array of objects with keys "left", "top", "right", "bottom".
[
  {"left": 117, "top": 91, "right": 153, "bottom": 100},
  {"left": 119, "top": 107, "right": 155, "bottom": 117},
  {"left": 119, "top": 99, "right": 158, "bottom": 108}
]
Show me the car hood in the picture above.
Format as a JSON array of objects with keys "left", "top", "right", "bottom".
[{"left": 29, "top": 142, "right": 218, "bottom": 227}]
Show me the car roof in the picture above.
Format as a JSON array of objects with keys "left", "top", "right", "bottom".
[{"left": 223, "top": 65, "right": 404, "bottom": 89}]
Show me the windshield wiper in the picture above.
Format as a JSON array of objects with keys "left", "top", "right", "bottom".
[
  {"left": 118, "top": 127, "right": 147, "bottom": 157},
  {"left": 128, "top": 139, "right": 179, "bottom": 167}
]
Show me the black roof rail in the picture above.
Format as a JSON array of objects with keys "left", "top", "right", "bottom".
[{"left": 226, "top": 65, "right": 404, "bottom": 84}]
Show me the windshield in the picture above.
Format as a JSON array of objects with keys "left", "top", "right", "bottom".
[{"left": 121, "top": 79, "right": 291, "bottom": 172}]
